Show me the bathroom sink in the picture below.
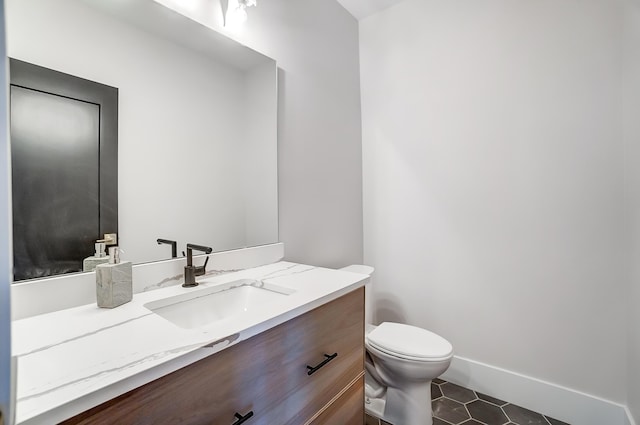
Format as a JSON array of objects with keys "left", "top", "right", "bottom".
[{"left": 144, "top": 279, "right": 294, "bottom": 329}]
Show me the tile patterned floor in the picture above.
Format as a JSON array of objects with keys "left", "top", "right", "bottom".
[{"left": 365, "top": 378, "right": 570, "bottom": 425}]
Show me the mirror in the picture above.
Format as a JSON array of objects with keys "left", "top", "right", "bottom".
[{"left": 6, "top": 0, "right": 278, "bottom": 281}]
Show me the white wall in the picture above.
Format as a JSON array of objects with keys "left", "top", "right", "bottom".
[
  {"left": 6, "top": 0, "right": 278, "bottom": 265},
  {"left": 0, "top": 0, "right": 14, "bottom": 421},
  {"left": 623, "top": 0, "right": 640, "bottom": 420},
  {"left": 361, "top": 0, "right": 627, "bottom": 403},
  {"left": 156, "top": 0, "right": 363, "bottom": 268},
  {"left": 243, "top": 62, "right": 278, "bottom": 247}
]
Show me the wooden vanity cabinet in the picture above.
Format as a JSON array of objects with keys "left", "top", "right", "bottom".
[
  {"left": 308, "top": 375, "right": 364, "bottom": 425},
  {"left": 63, "top": 287, "right": 365, "bottom": 425}
]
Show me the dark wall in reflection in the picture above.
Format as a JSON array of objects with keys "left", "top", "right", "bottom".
[
  {"left": 11, "top": 86, "right": 100, "bottom": 280},
  {"left": 10, "top": 59, "right": 118, "bottom": 281}
]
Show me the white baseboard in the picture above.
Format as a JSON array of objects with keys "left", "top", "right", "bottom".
[
  {"left": 625, "top": 406, "right": 638, "bottom": 425},
  {"left": 441, "top": 355, "right": 631, "bottom": 425}
]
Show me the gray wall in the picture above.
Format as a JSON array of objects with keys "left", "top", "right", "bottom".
[
  {"left": 157, "top": 0, "right": 364, "bottom": 269},
  {"left": 264, "top": 1, "right": 363, "bottom": 268},
  {"left": 0, "top": 0, "right": 14, "bottom": 422},
  {"left": 624, "top": 0, "right": 640, "bottom": 420}
]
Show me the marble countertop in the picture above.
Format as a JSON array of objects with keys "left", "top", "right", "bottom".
[{"left": 12, "top": 261, "right": 369, "bottom": 425}]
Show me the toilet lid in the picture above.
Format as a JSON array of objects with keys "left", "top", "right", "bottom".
[{"left": 367, "top": 322, "right": 453, "bottom": 361}]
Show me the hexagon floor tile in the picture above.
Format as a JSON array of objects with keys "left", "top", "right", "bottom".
[
  {"left": 466, "top": 399, "right": 509, "bottom": 424},
  {"left": 366, "top": 378, "right": 571, "bottom": 425}
]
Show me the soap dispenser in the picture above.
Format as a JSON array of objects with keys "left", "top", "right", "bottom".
[
  {"left": 95, "top": 247, "right": 132, "bottom": 308},
  {"left": 83, "top": 242, "right": 111, "bottom": 272}
]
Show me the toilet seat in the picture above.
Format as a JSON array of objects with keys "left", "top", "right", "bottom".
[{"left": 367, "top": 322, "right": 453, "bottom": 362}]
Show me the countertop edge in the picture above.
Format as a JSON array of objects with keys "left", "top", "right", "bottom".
[{"left": 21, "top": 279, "right": 367, "bottom": 425}]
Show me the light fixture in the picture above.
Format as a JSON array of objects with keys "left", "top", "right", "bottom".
[{"left": 224, "top": 0, "right": 257, "bottom": 26}]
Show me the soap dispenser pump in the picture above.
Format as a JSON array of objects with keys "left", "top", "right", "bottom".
[
  {"left": 95, "top": 247, "right": 132, "bottom": 308},
  {"left": 83, "top": 242, "right": 110, "bottom": 272}
]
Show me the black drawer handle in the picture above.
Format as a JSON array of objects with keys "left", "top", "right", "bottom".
[
  {"left": 306, "top": 353, "right": 338, "bottom": 375},
  {"left": 232, "top": 411, "right": 253, "bottom": 425}
]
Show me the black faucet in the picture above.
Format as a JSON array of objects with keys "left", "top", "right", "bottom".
[
  {"left": 183, "top": 243, "right": 213, "bottom": 288},
  {"left": 157, "top": 238, "right": 177, "bottom": 258}
]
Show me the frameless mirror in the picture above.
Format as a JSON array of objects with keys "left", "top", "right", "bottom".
[{"left": 6, "top": 0, "right": 278, "bottom": 282}]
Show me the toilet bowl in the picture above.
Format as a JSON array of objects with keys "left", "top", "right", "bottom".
[
  {"left": 339, "top": 265, "right": 453, "bottom": 425},
  {"left": 365, "top": 322, "right": 453, "bottom": 425}
]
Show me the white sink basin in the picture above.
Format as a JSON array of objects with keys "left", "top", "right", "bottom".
[{"left": 144, "top": 279, "right": 294, "bottom": 329}]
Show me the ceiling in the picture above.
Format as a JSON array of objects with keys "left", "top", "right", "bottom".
[{"left": 335, "top": 0, "right": 406, "bottom": 20}]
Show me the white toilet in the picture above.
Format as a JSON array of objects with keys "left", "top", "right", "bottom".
[
  {"left": 365, "top": 322, "right": 453, "bottom": 425},
  {"left": 340, "top": 265, "right": 454, "bottom": 425}
]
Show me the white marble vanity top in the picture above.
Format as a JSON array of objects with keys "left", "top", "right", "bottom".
[{"left": 12, "top": 261, "right": 369, "bottom": 425}]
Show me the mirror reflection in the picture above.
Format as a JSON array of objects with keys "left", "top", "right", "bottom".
[
  {"left": 10, "top": 58, "right": 119, "bottom": 280},
  {"left": 6, "top": 0, "right": 278, "bottom": 282}
]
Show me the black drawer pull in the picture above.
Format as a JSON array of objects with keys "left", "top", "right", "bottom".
[
  {"left": 306, "top": 353, "right": 338, "bottom": 375},
  {"left": 232, "top": 411, "right": 253, "bottom": 425}
]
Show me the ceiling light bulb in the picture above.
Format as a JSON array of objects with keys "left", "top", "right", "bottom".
[
  {"left": 224, "top": 0, "right": 255, "bottom": 27},
  {"left": 234, "top": 4, "right": 248, "bottom": 22}
]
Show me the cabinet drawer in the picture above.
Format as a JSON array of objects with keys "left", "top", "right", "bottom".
[
  {"left": 63, "top": 288, "right": 364, "bottom": 425},
  {"left": 259, "top": 288, "right": 364, "bottom": 424},
  {"left": 309, "top": 375, "right": 364, "bottom": 425}
]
